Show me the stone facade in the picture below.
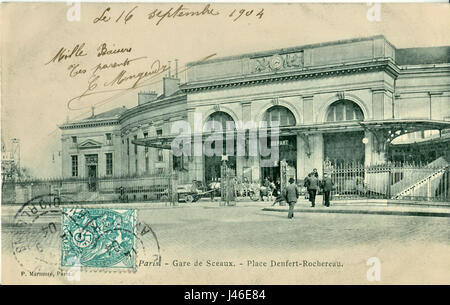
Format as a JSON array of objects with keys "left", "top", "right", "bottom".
[{"left": 59, "top": 36, "right": 450, "bottom": 183}]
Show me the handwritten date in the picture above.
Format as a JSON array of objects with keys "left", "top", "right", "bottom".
[{"left": 92, "top": 5, "right": 265, "bottom": 26}]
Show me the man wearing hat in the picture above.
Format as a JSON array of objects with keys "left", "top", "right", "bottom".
[
  {"left": 321, "top": 173, "right": 334, "bottom": 207},
  {"left": 283, "top": 178, "right": 299, "bottom": 219}
]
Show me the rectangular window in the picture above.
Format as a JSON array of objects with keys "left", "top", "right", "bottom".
[
  {"left": 173, "top": 155, "right": 184, "bottom": 170},
  {"left": 71, "top": 155, "right": 78, "bottom": 177},
  {"left": 105, "top": 153, "right": 113, "bottom": 176},
  {"left": 127, "top": 138, "right": 130, "bottom": 174},
  {"left": 105, "top": 133, "right": 112, "bottom": 145},
  {"left": 143, "top": 132, "right": 149, "bottom": 153},
  {"left": 134, "top": 135, "right": 138, "bottom": 154},
  {"left": 156, "top": 129, "right": 163, "bottom": 136},
  {"left": 158, "top": 149, "right": 164, "bottom": 162},
  {"left": 145, "top": 155, "right": 149, "bottom": 173},
  {"left": 71, "top": 136, "right": 77, "bottom": 144}
]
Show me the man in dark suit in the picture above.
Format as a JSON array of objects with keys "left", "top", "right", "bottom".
[
  {"left": 283, "top": 178, "right": 299, "bottom": 219},
  {"left": 320, "top": 173, "right": 334, "bottom": 207},
  {"left": 307, "top": 173, "right": 319, "bottom": 207}
]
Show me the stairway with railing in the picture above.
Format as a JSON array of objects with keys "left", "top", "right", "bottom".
[
  {"left": 327, "top": 157, "right": 450, "bottom": 202},
  {"left": 390, "top": 157, "right": 449, "bottom": 201}
]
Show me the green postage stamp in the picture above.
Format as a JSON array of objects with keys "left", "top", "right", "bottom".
[{"left": 61, "top": 208, "right": 136, "bottom": 269}]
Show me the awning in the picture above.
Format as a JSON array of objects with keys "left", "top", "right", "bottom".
[{"left": 132, "top": 119, "right": 450, "bottom": 152}]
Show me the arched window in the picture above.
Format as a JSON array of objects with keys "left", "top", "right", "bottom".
[
  {"left": 206, "top": 111, "right": 235, "bottom": 131},
  {"left": 263, "top": 106, "right": 296, "bottom": 127},
  {"left": 326, "top": 100, "right": 364, "bottom": 122}
]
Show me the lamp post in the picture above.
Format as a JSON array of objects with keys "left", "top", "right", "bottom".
[
  {"left": 11, "top": 138, "right": 20, "bottom": 178},
  {"left": 220, "top": 155, "right": 228, "bottom": 205}
]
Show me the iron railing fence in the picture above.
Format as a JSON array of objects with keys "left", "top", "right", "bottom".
[
  {"left": 326, "top": 160, "right": 450, "bottom": 202},
  {"left": 1, "top": 172, "right": 190, "bottom": 205}
]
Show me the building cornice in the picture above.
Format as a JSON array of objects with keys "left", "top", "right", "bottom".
[
  {"left": 59, "top": 119, "right": 120, "bottom": 130},
  {"left": 118, "top": 93, "right": 187, "bottom": 123},
  {"left": 181, "top": 59, "right": 400, "bottom": 93},
  {"left": 187, "top": 35, "right": 389, "bottom": 66}
]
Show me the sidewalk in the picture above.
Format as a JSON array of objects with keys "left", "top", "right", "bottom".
[
  {"left": 262, "top": 200, "right": 450, "bottom": 218},
  {"left": 3, "top": 196, "right": 449, "bottom": 218}
]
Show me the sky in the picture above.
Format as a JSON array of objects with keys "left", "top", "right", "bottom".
[{"left": 1, "top": 2, "right": 449, "bottom": 177}]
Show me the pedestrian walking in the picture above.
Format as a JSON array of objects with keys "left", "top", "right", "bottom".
[
  {"left": 271, "top": 179, "right": 284, "bottom": 206},
  {"left": 268, "top": 179, "right": 276, "bottom": 201},
  {"left": 320, "top": 173, "right": 334, "bottom": 207},
  {"left": 307, "top": 173, "right": 319, "bottom": 207},
  {"left": 283, "top": 178, "right": 299, "bottom": 219},
  {"left": 312, "top": 168, "right": 319, "bottom": 178},
  {"left": 303, "top": 174, "right": 310, "bottom": 200}
]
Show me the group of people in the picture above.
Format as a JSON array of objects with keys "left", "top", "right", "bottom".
[
  {"left": 303, "top": 168, "right": 334, "bottom": 208},
  {"left": 268, "top": 169, "right": 335, "bottom": 219},
  {"left": 263, "top": 177, "right": 281, "bottom": 201}
]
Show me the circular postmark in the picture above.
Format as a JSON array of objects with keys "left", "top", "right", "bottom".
[
  {"left": 11, "top": 194, "right": 64, "bottom": 272},
  {"left": 9, "top": 194, "right": 160, "bottom": 277}
]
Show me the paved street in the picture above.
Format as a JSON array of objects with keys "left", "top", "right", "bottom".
[{"left": 2, "top": 200, "right": 450, "bottom": 284}]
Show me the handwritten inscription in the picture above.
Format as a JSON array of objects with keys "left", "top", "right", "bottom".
[
  {"left": 92, "top": 4, "right": 264, "bottom": 26},
  {"left": 68, "top": 64, "right": 87, "bottom": 78},
  {"left": 97, "top": 43, "right": 132, "bottom": 57},
  {"left": 91, "top": 57, "right": 146, "bottom": 76},
  {"left": 148, "top": 4, "right": 219, "bottom": 26},
  {"left": 45, "top": 43, "right": 87, "bottom": 65},
  {"left": 93, "top": 6, "right": 138, "bottom": 24},
  {"left": 44, "top": 41, "right": 169, "bottom": 109},
  {"left": 103, "top": 60, "right": 166, "bottom": 88}
]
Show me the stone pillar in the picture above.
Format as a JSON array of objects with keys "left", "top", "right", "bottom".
[
  {"left": 429, "top": 92, "right": 445, "bottom": 120},
  {"left": 187, "top": 108, "right": 203, "bottom": 182},
  {"left": 61, "top": 137, "right": 68, "bottom": 178},
  {"left": 366, "top": 131, "right": 387, "bottom": 165},
  {"left": 80, "top": 154, "right": 85, "bottom": 178},
  {"left": 236, "top": 101, "right": 252, "bottom": 179},
  {"left": 98, "top": 152, "right": 104, "bottom": 178},
  {"left": 296, "top": 134, "right": 308, "bottom": 181},
  {"left": 302, "top": 95, "right": 314, "bottom": 124},
  {"left": 307, "top": 134, "right": 324, "bottom": 176},
  {"left": 372, "top": 89, "right": 393, "bottom": 120}
]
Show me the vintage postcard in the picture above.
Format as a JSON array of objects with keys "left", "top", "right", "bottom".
[{"left": 1, "top": 2, "right": 449, "bottom": 286}]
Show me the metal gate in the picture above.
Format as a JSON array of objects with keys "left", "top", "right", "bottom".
[{"left": 324, "top": 159, "right": 450, "bottom": 202}]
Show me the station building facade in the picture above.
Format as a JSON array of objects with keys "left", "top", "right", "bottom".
[{"left": 60, "top": 36, "right": 450, "bottom": 185}]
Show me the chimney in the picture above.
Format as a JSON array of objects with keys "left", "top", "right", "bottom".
[
  {"left": 163, "top": 77, "right": 180, "bottom": 97},
  {"left": 138, "top": 91, "right": 158, "bottom": 105}
]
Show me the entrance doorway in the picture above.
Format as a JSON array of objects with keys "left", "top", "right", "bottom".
[
  {"left": 260, "top": 135, "right": 297, "bottom": 184},
  {"left": 85, "top": 154, "right": 98, "bottom": 192},
  {"left": 205, "top": 156, "right": 236, "bottom": 184},
  {"left": 323, "top": 131, "right": 365, "bottom": 165}
]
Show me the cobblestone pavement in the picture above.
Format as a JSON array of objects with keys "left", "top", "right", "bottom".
[{"left": 2, "top": 200, "right": 450, "bottom": 284}]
